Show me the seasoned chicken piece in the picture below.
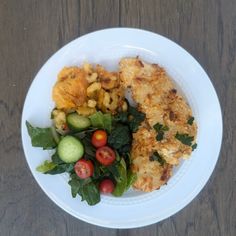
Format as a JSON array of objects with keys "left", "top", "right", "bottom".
[
  {"left": 52, "top": 67, "right": 88, "bottom": 110},
  {"left": 131, "top": 125, "right": 172, "bottom": 192},
  {"left": 119, "top": 57, "right": 197, "bottom": 191}
]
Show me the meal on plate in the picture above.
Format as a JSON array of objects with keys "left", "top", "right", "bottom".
[{"left": 26, "top": 57, "right": 197, "bottom": 205}]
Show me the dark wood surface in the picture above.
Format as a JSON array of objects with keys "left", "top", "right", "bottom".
[{"left": 0, "top": 0, "right": 235, "bottom": 235}]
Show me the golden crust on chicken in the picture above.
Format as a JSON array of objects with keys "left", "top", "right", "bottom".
[
  {"left": 131, "top": 124, "right": 172, "bottom": 192},
  {"left": 119, "top": 57, "right": 197, "bottom": 192}
]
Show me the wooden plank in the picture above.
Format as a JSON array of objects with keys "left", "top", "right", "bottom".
[
  {"left": 0, "top": 0, "right": 236, "bottom": 235},
  {"left": 79, "top": 0, "right": 120, "bottom": 35}
]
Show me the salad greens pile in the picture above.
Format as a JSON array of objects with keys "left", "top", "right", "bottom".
[{"left": 26, "top": 106, "right": 145, "bottom": 205}]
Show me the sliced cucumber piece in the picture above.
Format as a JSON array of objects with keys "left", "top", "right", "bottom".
[
  {"left": 57, "top": 136, "right": 84, "bottom": 163},
  {"left": 66, "top": 113, "right": 91, "bottom": 131}
]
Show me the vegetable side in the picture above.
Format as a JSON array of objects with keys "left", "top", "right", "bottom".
[{"left": 26, "top": 106, "right": 144, "bottom": 206}]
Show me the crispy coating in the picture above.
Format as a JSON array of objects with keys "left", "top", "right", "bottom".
[
  {"left": 131, "top": 125, "right": 172, "bottom": 191},
  {"left": 52, "top": 67, "right": 88, "bottom": 110},
  {"left": 119, "top": 57, "right": 197, "bottom": 191}
]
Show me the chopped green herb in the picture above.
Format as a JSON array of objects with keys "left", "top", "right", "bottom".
[
  {"left": 175, "top": 132, "right": 194, "bottom": 146},
  {"left": 153, "top": 122, "right": 169, "bottom": 141},
  {"left": 149, "top": 152, "right": 166, "bottom": 166},
  {"left": 192, "top": 143, "right": 197, "bottom": 150},
  {"left": 187, "top": 116, "right": 194, "bottom": 125},
  {"left": 156, "top": 132, "right": 164, "bottom": 141}
]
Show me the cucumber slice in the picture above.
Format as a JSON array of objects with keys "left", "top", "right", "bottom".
[
  {"left": 57, "top": 136, "right": 84, "bottom": 163},
  {"left": 66, "top": 113, "right": 91, "bottom": 131}
]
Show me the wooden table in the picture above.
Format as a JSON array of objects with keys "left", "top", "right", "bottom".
[{"left": 0, "top": 0, "right": 234, "bottom": 235}]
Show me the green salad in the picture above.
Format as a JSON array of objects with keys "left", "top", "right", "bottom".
[{"left": 26, "top": 105, "right": 145, "bottom": 205}]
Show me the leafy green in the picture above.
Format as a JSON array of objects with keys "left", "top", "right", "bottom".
[
  {"left": 81, "top": 136, "right": 96, "bottom": 158},
  {"left": 108, "top": 124, "right": 131, "bottom": 150},
  {"left": 153, "top": 123, "right": 169, "bottom": 141},
  {"left": 78, "top": 182, "right": 100, "bottom": 205},
  {"left": 68, "top": 178, "right": 81, "bottom": 198},
  {"left": 51, "top": 152, "right": 64, "bottom": 164},
  {"left": 50, "top": 126, "right": 61, "bottom": 144},
  {"left": 126, "top": 170, "right": 137, "bottom": 190},
  {"left": 187, "top": 116, "right": 194, "bottom": 125},
  {"left": 73, "top": 128, "right": 97, "bottom": 139},
  {"left": 36, "top": 161, "right": 57, "bottom": 173},
  {"left": 107, "top": 164, "right": 121, "bottom": 182},
  {"left": 114, "top": 112, "right": 128, "bottom": 123},
  {"left": 192, "top": 143, "right": 197, "bottom": 151},
  {"left": 68, "top": 174, "right": 100, "bottom": 205},
  {"left": 89, "top": 112, "right": 112, "bottom": 133},
  {"left": 128, "top": 106, "right": 145, "bottom": 132},
  {"left": 26, "top": 121, "right": 57, "bottom": 149},
  {"left": 45, "top": 163, "right": 74, "bottom": 174},
  {"left": 112, "top": 159, "right": 127, "bottom": 197},
  {"left": 175, "top": 132, "right": 194, "bottom": 146},
  {"left": 149, "top": 152, "right": 166, "bottom": 166},
  {"left": 37, "top": 152, "right": 74, "bottom": 175}
]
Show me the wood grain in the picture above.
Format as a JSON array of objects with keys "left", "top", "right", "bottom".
[{"left": 0, "top": 0, "right": 235, "bottom": 235}]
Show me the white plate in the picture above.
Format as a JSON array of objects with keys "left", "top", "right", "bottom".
[{"left": 21, "top": 28, "right": 222, "bottom": 228}]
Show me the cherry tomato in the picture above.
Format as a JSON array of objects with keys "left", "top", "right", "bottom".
[
  {"left": 95, "top": 146, "right": 116, "bottom": 166},
  {"left": 99, "top": 179, "right": 115, "bottom": 193},
  {"left": 91, "top": 130, "right": 107, "bottom": 148},
  {"left": 74, "top": 159, "right": 94, "bottom": 179}
]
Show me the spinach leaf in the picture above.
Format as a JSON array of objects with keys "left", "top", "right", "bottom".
[
  {"left": 68, "top": 178, "right": 81, "bottom": 198},
  {"left": 175, "top": 132, "right": 194, "bottom": 146},
  {"left": 89, "top": 112, "right": 112, "bottom": 133},
  {"left": 126, "top": 170, "right": 137, "bottom": 191},
  {"left": 149, "top": 152, "right": 166, "bottom": 166},
  {"left": 112, "top": 158, "right": 127, "bottom": 197},
  {"left": 68, "top": 174, "right": 100, "bottom": 205},
  {"left": 107, "top": 164, "right": 121, "bottom": 182},
  {"left": 73, "top": 128, "right": 97, "bottom": 139},
  {"left": 153, "top": 123, "right": 169, "bottom": 141},
  {"left": 68, "top": 174, "right": 92, "bottom": 198},
  {"left": 45, "top": 163, "right": 74, "bottom": 174},
  {"left": 26, "top": 121, "right": 57, "bottom": 149},
  {"left": 51, "top": 152, "right": 64, "bottom": 164},
  {"left": 39, "top": 152, "right": 74, "bottom": 175},
  {"left": 108, "top": 124, "right": 131, "bottom": 150},
  {"left": 78, "top": 182, "right": 100, "bottom": 205},
  {"left": 128, "top": 106, "right": 145, "bottom": 132},
  {"left": 36, "top": 160, "right": 56, "bottom": 173},
  {"left": 114, "top": 112, "right": 128, "bottom": 123},
  {"left": 81, "top": 136, "right": 96, "bottom": 158},
  {"left": 187, "top": 116, "right": 194, "bottom": 125}
]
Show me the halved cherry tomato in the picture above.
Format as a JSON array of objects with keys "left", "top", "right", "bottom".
[
  {"left": 95, "top": 146, "right": 116, "bottom": 166},
  {"left": 99, "top": 179, "right": 115, "bottom": 193},
  {"left": 91, "top": 130, "right": 107, "bottom": 148},
  {"left": 74, "top": 159, "right": 94, "bottom": 179}
]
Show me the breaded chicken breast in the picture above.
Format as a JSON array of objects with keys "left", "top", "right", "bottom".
[
  {"left": 119, "top": 57, "right": 197, "bottom": 192},
  {"left": 131, "top": 124, "right": 172, "bottom": 191},
  {"left": 52, "top": 67, "right": 88, "bottom": 110}
]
